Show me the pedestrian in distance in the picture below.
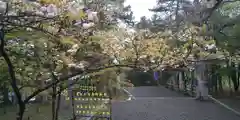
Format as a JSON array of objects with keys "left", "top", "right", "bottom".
[{"left": 193, "top": 52, "right": 209, "bottom": 101}]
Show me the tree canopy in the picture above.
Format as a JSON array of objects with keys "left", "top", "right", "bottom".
[{"left": 1, "top": 0, "right": 240, "bottom": 120}]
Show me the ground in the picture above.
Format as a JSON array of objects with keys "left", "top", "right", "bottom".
[
  {"left": 1, "top": 86, "right": 240, "bottom": 120},
  {"left": 111, "top": 86, "right": 240, "bottom": 120}
]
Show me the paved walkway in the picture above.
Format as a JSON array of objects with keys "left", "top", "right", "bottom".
[{"left": 111, "top": 86, "right": 240, "bottom": 120}]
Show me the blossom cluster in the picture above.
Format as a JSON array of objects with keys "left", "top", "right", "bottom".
[{"left": 0, "top": 0, "right": 100, "bottom": 29}]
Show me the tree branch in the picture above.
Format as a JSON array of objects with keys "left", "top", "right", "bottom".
[
  {"left": 23, "top": 64, "right": 139, "bottom": 103},
  {"left": 201, "top": 0, "right": 224, "bottom": 23}
]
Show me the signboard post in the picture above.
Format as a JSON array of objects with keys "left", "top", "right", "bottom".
[{"left": 64, "top": 77, "right": 111, "bottom": 120}]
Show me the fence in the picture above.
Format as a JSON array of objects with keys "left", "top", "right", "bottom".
[
  {"left": 160, "top": 61, "right": 240, "bottom": 97},
  {"left": 162, "top": 69, "right": 196, "bottom": 96}
]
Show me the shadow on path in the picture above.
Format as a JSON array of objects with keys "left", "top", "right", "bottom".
[{"left": 126, "top": 86, "right": 186, "bottom": 98}]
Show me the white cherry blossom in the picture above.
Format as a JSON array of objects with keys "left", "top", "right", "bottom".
[
  {"left": 46, "top": 4, "right": 57, "bottom": 13},
  {"left": 82, "top": 22, "right": 95, "bottom": 29},
  {"left": 87, "top": 11, "right": 98, "bottom": 22},
  {"left": 40, "top": 6, "right": 47, "bottom": 13}
]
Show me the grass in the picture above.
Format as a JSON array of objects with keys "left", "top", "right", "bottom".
[
  {"left": 0, "top": 88, "right": 130, "bottom": 120},
  {"left": 0, "top": 103, "right": 53, "bottom": 120},
  {"left": 0, "top": 102, "right": 110, "bottom": 120},
  {"left": 0, "top": 94, "right": 121, "bottom": 120},
  {"left": 0, "top": 99, "right": 111, "bottom": 120}
]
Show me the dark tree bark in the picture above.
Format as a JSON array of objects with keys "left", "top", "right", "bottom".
[
  {"left": 230, "top": 62, "right": 239, "bottom": 92},
  {"left": 55, "top": 85, "right": 62, "bottom": 120},
  {"left": 71, "top": 91, "right": 76, "bottom": 120},
  {"left": 3, "top": 85, "right": 10, "bottom": 105},
  {"left": 1, "top": 29, "right": 26, "bottom": 120},
  {"left": 52, "top": 83, "right": 57, "bottom": 120}
]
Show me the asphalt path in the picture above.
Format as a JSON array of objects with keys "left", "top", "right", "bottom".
[{"left": 111, "top": 86, "right": 240, "bottom": 120}]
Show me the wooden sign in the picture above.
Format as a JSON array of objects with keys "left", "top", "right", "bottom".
[
  {"left": 63, "top": 78, "right": 111, "bottom": 120},
  {"left": 74, "top": 85, "right": 111, "bottom": 119}
]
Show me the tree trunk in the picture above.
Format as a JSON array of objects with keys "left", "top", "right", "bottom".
[
  {"left": 170, "top": 75, "right": 174, "bottom": 90},
  {"left": 227, "top": 60, "right": 233, "bottom": 95},
  {"left": 230, "top": 62, "right": 239, "bottom": 92},
  {"left": 190, "top": 70, "right": 195, "bottom": 96},
  {"left": 17, "top": 103, "right": 26, "bottom": 120},
  {"left": 211, "top": 65, "right": 218, "bottom": 94},
  {"left": 181, "top": 71, "right": 187, "bottom": 93},
  {"left": 176, "top": 72, "right": 180, "bottom": 91},
  {"left": 2, "top": 86, "right": 10, "bottom": 114},
  {"left": 71, "top": 91, "right": 76, "bottom": 120},
  {"left": 52, "top": 84, "right": 56, "bottom": 120},
  {"left": 55, "top": 86, "right": 62, "bottom": 120},
  {"left": 237, "top": 64, "right": 240, "bottom": 91},
  {"left": 217, "top": 73, "right": 223, "bottom": 93},
  {"left": 3, "top": 86, "right": 10, "bottom": 105}
]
